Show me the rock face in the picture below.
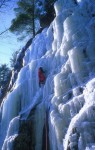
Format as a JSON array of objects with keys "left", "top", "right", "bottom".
[
  {"left": 13, "top": 120, "right": 34, "bottom": 150},
  {"left": 1, "top": 0, "right": 95, "bottom": 150}
]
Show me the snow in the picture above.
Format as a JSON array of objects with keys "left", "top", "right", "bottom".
[{"left": 0, "top": 0, "right": 95, "bottom": 150}]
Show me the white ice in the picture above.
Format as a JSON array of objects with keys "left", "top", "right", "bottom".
[{"left": 0, "top": 0, "right": 95, "bottom": 150}]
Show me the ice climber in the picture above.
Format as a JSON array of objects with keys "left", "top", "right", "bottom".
[{"left": 38, "top": 67, "right": 46, "bottom": 87}]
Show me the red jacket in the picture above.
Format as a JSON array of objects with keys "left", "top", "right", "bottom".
[{"left": 38, "top": 69, "right": 46, "bottom": 83}]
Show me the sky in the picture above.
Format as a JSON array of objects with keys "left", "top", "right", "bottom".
[{"left": 0, "top": 0, "right": 24, "bottom": 67}]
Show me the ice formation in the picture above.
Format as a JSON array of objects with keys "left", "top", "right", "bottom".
[{"left": 0, "top": 0, "right": 95, "bottom": 149}]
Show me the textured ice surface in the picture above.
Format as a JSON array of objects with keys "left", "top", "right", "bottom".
[{"left": 1, "top": 0, "right": 95, "bottom": 150}]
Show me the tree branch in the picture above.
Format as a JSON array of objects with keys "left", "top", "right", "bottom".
[
  {"left": 0, "top": 0, "right": 12, "bottom": 9},
  {"left": 0, "top": 0, "right": 6, "bottom": 9},
  {"left": 0, "top": 28, "right": 9, "bottom": 36}
]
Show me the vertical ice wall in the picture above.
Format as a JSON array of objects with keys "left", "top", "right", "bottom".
[
  {"left": 0, "top": 0, "right": 95, "bottom": 150},
  {"left": 49, "top": 0, "right": 95, "bottom": 150}
]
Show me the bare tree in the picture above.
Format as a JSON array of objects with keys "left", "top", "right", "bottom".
[
  {"left": 0, "top": 0, "right": 11, "bottom": 9},
  {"left": 0, "top": 0, "right": 14, "bottom": 35},
  {"left": 0, "top": 0, "right": 6, "bottom": 8}
]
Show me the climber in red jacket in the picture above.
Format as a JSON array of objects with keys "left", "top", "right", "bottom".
[{"left": 38, "top": 67, "right": 46, "bottom": 87}]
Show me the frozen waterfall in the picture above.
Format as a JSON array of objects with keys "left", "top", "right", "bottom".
[{"left": 0, "top": 0, "right": 95, "bottom": 150}]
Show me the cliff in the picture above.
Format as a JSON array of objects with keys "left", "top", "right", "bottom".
[{"left": 0, "top": 0, "right": 95, "bottom": 150}]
